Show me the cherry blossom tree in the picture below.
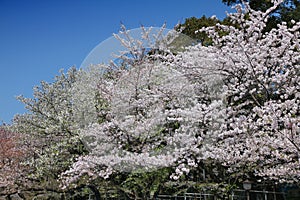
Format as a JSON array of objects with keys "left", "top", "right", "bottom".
[
  {"left": 11, "top": 67, "right": 104, "bottom": 191},
  {"left": 15, "top": 0, "right": 298, "bottom": 196},
  {"left": 158, "top": 0, "right": 299, "bottom": 185},
  {"left": 14, "top": 67, "right": 79, "bottom": 135},
  {"left": 194, "top": 0, "right": 300, "bottom": 183},
  {"left": 59, "top": 27, "right": 209, "bottom": 195},
  {"left": 0, "top": 127, "right": 29, "bottom": 189},
  {"left": 63, "top": 0, "right": 300, "bottom": 189}
]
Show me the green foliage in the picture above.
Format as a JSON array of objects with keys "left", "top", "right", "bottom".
[
  {"left": 119, "top": 168, "right": 172, "bottom": 199},
  {"left": 178, "top": 1, "right": 299, "bottom": 42},
  {"left": 222, "top": 0, "right": 273, "bottom": 11},
  {"left": 221, "top": 0, "right": 300, "bottom": 30},
  {"left": 175, "top": 15, "right": 242, "bottom": 46},
  {"left": 176, "top": 16, "right": 220, "bottom": 46}
]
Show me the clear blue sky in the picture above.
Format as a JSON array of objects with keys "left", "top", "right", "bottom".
[{"left": 0, "top": 0, "right": 231, "bottom": 124}]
